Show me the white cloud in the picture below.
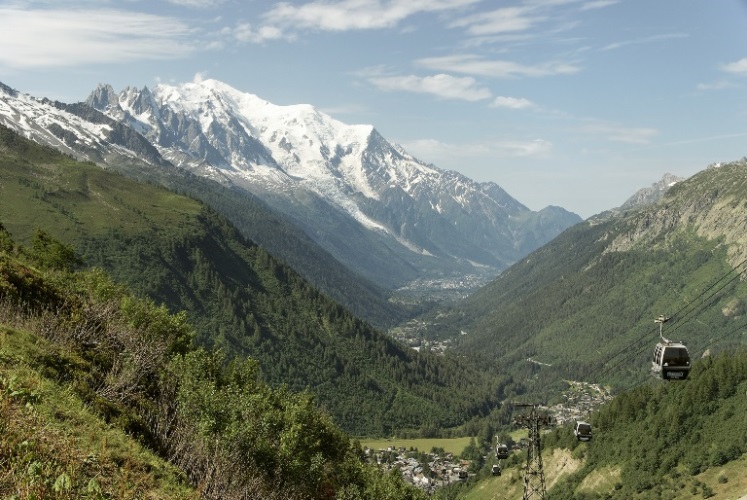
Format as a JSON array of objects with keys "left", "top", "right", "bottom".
[
  {"left": 580, "top": 0, "right": 618, "bottom": 10},
  {"left": 369, "top": 73, "right": 492, "bottom": 101},
  {"left": 417, "top": 54, "right": 580, "bottom": 78},
  {"left": 448, "top": 6, "right": 541, "bottom": 36},
  {"left": 722, "top": 57, "right": 747, "bottom": 74},
  {"left": 494, "top": 138, "right": 553, "bottom": 157},
  {"left": 165, "top": 0, "right": 224, "bottom": 7},
  {"left": 600, "top": 33, "right": 688, "bottom": 52},
  {"left": 232, "top": 22, "right": 288, "bottom": 43},
  {"left": 0, "top": 8, "right": 194, "bottom": 69},
  {"left": 491, "top": 96, "right": 537, "bottom": 109},
  {"left": 262, "top": 0, "right": 481, "bottom": 33},
  {"left": 581, "top": 122, "right": 658, "bottom": 144},
  {"left": 524, "top": 0, "right": 585, "bottom": 6},
  {"left": 696, "top": 80, "right": 739, "bottom": 91},
  {"left": 401, "top": 137, "right": 552, "bottom": 161}
]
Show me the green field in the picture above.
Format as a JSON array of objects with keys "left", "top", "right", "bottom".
[
  {"left": 360, "top": 437, "right": 475, "bottom": 456},
  {"left": 361, "top": 430, "right": 528, "bottom": 457}
]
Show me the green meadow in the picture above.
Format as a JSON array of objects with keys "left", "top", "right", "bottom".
[{"left": 360, "top": 437, "right": 475, "bottom": 456}]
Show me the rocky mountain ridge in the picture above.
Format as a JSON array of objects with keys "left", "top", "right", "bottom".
[
  {"left": 0, "top": 84, "right": 407, "bottom": 328},
  {"left": 605, "top": 159, "right": 747, "bottom": 267},
  {"left": 618, "top": 172, "right": 684, "bottom": 210}
]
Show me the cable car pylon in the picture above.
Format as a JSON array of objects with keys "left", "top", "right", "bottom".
[{"left": 513, "top": 403, "right": 554, "bottom": 500}]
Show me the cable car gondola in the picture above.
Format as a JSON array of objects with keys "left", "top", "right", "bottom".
[
  {"left": 495, "top": 443, "right": 509, "bottom": 460},
  {"left": 652, "top": 341, "right": 691, "bottom": 380},
  {"left": 573, "top": 420, "right": 592, "bottom": 442},
  {"left": 652, "top": 316, "right": 691, "bottom": 381}
]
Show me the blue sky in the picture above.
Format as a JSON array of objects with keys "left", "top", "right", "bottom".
[{"left": 1, "top": 0, "right": 746, "bottom": 218}]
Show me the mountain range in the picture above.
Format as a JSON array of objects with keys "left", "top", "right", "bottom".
[
  {"left": 0, "top": 79, "right": 580, "bottom": 301},
  {"left": 0, "top": 80, "right": 404, "bottom": 328},
  {"left": 4, "top": 78, "right": 738, "bottom": 395}
]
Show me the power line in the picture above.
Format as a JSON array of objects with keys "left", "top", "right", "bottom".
[
  {"left": 690, "top": 318, "right": 747, "bottom": 357},
  {"left": 591, "top": 259, "right": 747, "bottom": 384},
  {"left": 666, "top": 258, "right": 747, "bottom": 338}
]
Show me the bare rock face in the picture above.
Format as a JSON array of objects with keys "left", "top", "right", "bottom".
[
  {"left": 619, "top": 173, "right": 684, "bottom": 210},
  {"left": 605, "top": 159, "right": 747, "bottom": 269}
]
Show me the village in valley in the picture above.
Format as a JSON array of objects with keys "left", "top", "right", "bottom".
[
  {"left": 364, "top": 445, "right": 475, "bottom": 494},
  {"left": 383, "top": 295, "right": 614, "bottom": 495},
  {"left": 363, "top": 379, "right": 614, "bottom": 494}
]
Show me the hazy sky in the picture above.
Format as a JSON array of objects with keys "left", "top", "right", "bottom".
[{"left": 1, "top": 0, "right": 746, "bottom": 218}]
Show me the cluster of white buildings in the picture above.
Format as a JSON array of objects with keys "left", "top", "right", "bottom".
[
  {"left": 364, "top": 447, "right": 472, "bottom": 493},
  {"left": 548, "top": 380, "right": 613, "bottom": 425}
]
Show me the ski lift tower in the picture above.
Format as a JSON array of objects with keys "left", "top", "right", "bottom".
[{"left": 513, "top": 403, "right": 554, "bottom": 500}]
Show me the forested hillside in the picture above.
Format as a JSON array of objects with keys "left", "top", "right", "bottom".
[
  {"left": 0, "top": 228, "right": 426, "bottom": 498},
  {"left": 545, "top": 349, "right": 747, "bottom": 498},
  {"left": 418, "top": 159, "right": 747, "bottom": 396},
  {"left": 0, "top": 124, "right": 507, "bottom": 436}
]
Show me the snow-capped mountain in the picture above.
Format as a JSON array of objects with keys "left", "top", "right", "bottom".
[
  {"left": 0, "top": 81, "right": 171, "bottom": 171},
  {"left": 0, "top": 79, "right": 581, "bottom": 292},
  {"left": 86, "top": 79, "right": 581, "bottom": 287}
]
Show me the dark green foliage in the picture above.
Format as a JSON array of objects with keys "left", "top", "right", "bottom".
[
  {"left": 460, "top": 437, "right": 482, "bottom": 462},
  {"left": 0, "top": 223, "right": 14, "bottom": 253},
  {"left": 28, "top": 229, "right": 82, "bottom": 271},
  {"left": 74, "top": 208, "right": 506, "bottom": 435},
  {"left": 0, "top": 230, "right": 426, "bottom": 498},
  {"left": 0, "top": 123, "right": 503, "bottom": 436},
  {"left": 160, "top": 349, "right": 365, "bottom": 497},
  {"left": 171, "top": 179, "right": 416, "bottom": 330}
]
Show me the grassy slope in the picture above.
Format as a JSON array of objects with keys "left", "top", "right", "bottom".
[
  {"left": 463, "top": 448, "right": 583, "bottom": 500},
  {"left": 0, "top": 233, "right": 433, "bottom": 498},
  {"left": 0, "top": 324, "right": 194, "bottom": 498}
]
